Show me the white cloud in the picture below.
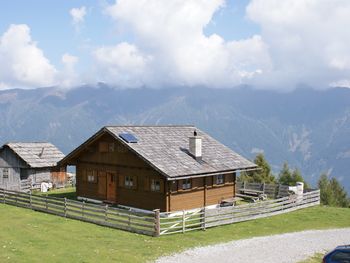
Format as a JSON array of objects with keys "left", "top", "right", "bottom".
[
  {"left": 62, "top": 53, "right": 78, "bottom": 71},
  {"left": 99, "top": 0, "right": 271, "bottom": 87},
  {"left": 329, "top": 79, "right": 350, "bottom": 88},
  {"left": 93, "top": 42, "right": 151, "bottom": 87},
  {"left": 70, "top": 6, "right": 87, "bottom": 30},
  {"left": 251, "top": 147, "right": 264, "bottom": 154},
  {"left": 246, "top": 0, "right": 350, "bottom": 89},
  {"left": 60, "top": 53, "right": 79, "bottom": 88},
  {"left": 0, "top": 24, "right": 57, "bottom": 88}
]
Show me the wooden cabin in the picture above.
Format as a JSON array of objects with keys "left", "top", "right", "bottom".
[
  {"left": 0, "top": 142, "right": 66, "bottom": 191},
  {"left": 59, "top": 126, "right": 257, "bottom": 212}
]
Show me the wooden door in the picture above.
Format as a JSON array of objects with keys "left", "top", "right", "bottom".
[{"left": 106, "top": 172, "right": 117, "bottom": 202}]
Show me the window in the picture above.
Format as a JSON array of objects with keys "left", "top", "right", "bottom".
[
  {"left": 87, "top": 174, "right": 95, "bottom": 183},
  {"left": 331, "top": 251, "right": 350, "bottom": 261},
  {"left": 108, "top": 143, "right": 115, "bottom": 152},
  {"left": 151, "top": 179, "right": 161, "bottom": 192},
  {"left": 182, "top": 179, "right": 191, "bottom": 190},
  {"left": 125, "top": 176, "right": 134, "bottom": 188},
  {"left": 215, "top": 174, "right": 224, "bottom": 185},
  {"left": 87, "top": 170, "right": 97, "bottom": 183},
  {"left": 2, "top": 168, "right": 9, "bottom": 179}
]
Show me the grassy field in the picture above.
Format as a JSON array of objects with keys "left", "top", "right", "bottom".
[
  {"left": 0, "top": 206, "right": 349, "bottom": 262},
  {"left": 1, "top": 188, "right": 349, "bottom": 262}
]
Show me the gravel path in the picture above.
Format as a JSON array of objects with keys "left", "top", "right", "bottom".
[{"left": 155, "top": 228, "right": 350, "bottom": 263}]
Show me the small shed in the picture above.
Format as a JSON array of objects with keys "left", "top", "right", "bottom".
[{"left": 0, "top": 142, "right": 66, "bottom": 191}]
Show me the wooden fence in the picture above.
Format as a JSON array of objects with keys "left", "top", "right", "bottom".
[
  {"left": 0, "top": 187, "right": 320, "bottom": 237},
  {"left": 0, "top": 188, "right": 158, "bottom": 236},
  {"left": 159, "top": 189, "right": 320, "bottom": 235},
  {"left": 236, "top": 182, "right": 290, "bottom": 198}
]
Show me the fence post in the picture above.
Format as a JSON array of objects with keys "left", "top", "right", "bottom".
[
  {"left": 64, "top": 198, "right": 67, "bottom": 217},
  {"left": 29, "top": 191, "right": 32, "bottom": 209},
  {"left": 153, "top": 209, "right": 160, "bottom": 237},
  {"left": 182, "top": 210, "right": 185, "bottom": 233},
  {"left": 262, "top": 183, "right": 265, "bottom": 194},
  {"left": 105, "top": 204, "right": 108, "bottom": 221},
  {"left": 45, "top": 196, "right": 48, "bottom": 211},
  {"left": 202, "top": 207, "right": 206, "bottom": 230},
  {"left": 82, "top": 201, "right": 85, "bottom": 218}
]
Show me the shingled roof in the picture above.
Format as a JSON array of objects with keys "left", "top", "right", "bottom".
[
  {"left": 3, "top": 142, "right": 65, "bottom": 168},
  {"left": 61, "top": 125, "right": 257, "bottom": 178}
]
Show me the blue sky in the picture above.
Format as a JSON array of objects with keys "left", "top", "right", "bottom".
[
  {"left": 1, "top": 0, "right": 350, "bottom": 89},
  {"left": 0, "top": 0, "right": 258, "bottom": 67}
]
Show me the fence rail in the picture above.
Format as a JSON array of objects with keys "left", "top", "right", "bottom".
[
  {"left": 0, "top": 188, "right": 157, "bottom": 236},
  {"left": 236, "top": 182, "right": 291, "bottom": 198},
  {"left": 159, "top": 189, "right": 320, "bottom": 235},
  {"left": 0, "top": 187, "right": 320, "bottom": 236}
]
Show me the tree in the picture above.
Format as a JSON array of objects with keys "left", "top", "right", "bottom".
[
  {"left": 318, "top": 174, "right": 333, "bottom": 205},
  {"left": 278, "top": 162, "right": 309, "bottom": 187},
  {"left": 278, "top": 162, "right": 292, "bottom": 185},
  {"left": 318, "top": 173, "right": 349, "bottom": 207},
  {"left": 239, "top": 153, "right": 275, "bottom": 183}
]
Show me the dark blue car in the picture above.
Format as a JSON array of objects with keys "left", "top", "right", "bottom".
[{"left": 323, "top": 245, "right": 350, "bottom": 263}]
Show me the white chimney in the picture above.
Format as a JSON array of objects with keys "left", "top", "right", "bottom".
[{"left": 189, "top": 130, "right": 202, "bottom": 160}]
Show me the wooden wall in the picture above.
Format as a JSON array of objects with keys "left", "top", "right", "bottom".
[
  {"left": 0, "top": 147, "right": 26, "bottom": 190},
  {"left": 51, "top": 166, "right": 67, "bottom": 187},
  {"left": 75, "top": 133, "right": 167, "bottom": 211},
  {"left": 168, "top": 173, "right": 236, "bottom": 211}
]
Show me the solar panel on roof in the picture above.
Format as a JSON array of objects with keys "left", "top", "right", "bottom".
[{"left": 119, "top": 133, "right": 138, "bottom": 143}]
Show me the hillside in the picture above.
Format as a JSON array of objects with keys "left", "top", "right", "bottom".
[{"left": 0, "top": 85, "right": 349, "bottom": 191}]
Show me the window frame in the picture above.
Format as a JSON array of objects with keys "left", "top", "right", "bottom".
[
  {"left": 125, "top": 176, "right": 134, "bottom": 188},
  {"left": 182, "top": 179, "right": 191, "bottom": 190},
  {"left": 2, "top": 168, "right": 9, "bottom": 179},
  {"left": 215, "top": 174, "right": 225, "bottom": 185},
  {"left": 108, "top": 142, "right": 115, "bottom": 152},
  {"left": 150, "top": 179, "right": 161, "bottom": 192},
  {"left": 86, "top": 170, "right": 97, "bottom": 183}
]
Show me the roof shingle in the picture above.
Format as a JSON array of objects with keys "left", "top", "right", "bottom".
[
  {"left": 5, "top": 142, "right": 65, "bottom": 168},
  {"left": 105, "top": 126, "right": 256, "bottom": 178}
]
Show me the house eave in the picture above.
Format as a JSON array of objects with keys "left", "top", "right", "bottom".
[{"left": 165, "top": 166, "right": 259, "bottom": 181}]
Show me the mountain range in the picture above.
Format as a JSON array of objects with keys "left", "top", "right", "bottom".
[{"left": 0, "top": 85, "right": 349, "bottom": 192}]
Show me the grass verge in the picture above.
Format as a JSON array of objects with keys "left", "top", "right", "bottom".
[
  {"left": 299, "top": 252, "right": 325, "bottom": 263},
  {"left": 33, "top": 187, "right": 77, "bottom": 200},
  {"left": 0, "top": 203, "right": 349, "bottom": 263}
]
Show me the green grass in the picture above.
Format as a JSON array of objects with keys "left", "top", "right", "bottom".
[
  {"left": 299, "top": 252, "right": 325, "bottom": 263},
  {"left": 0, "top": 204, "right": 349, "bottom": 263},
  {"left": 33, "top": 187, "right": 77, "bottom": 200}
]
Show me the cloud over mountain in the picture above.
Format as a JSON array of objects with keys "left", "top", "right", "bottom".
[
  {"left": 100, "top": 0, "right": 271, "bottom": 88},
  {"left": 247, "top": 0, "right": 350, "bottom": 89},
  {"left": 2, "top": 1, "right": 350, "bottom": 89},
  {"left": 0, "top": 24, "right": 57, "bottom": 88}
]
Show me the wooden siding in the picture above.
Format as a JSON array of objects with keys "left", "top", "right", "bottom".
[
  {"left": 169, "top": 188, "right": 204, "bottom": 211},
  {"left": 75, "top": 134, "right": 167, "bottom": 211},
  {"left": 0, "top": 147, "right": 26, "bottom": 190},
  {"left": 51, "top": 170, "right": 67, "bottom": 187},
  {"left": 168, "top": 173, "right": 236, "bottom": 211}
]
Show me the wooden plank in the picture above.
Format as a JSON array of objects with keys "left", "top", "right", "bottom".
[
  {"left": 107, "top": 210, "right": 154, "bottom": 221},
  {"left": 107, "top": 216, "right": 155, "bottom": 229},
  {"left": 66, "top": 214, "right": 155, "bottom": 236}
]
